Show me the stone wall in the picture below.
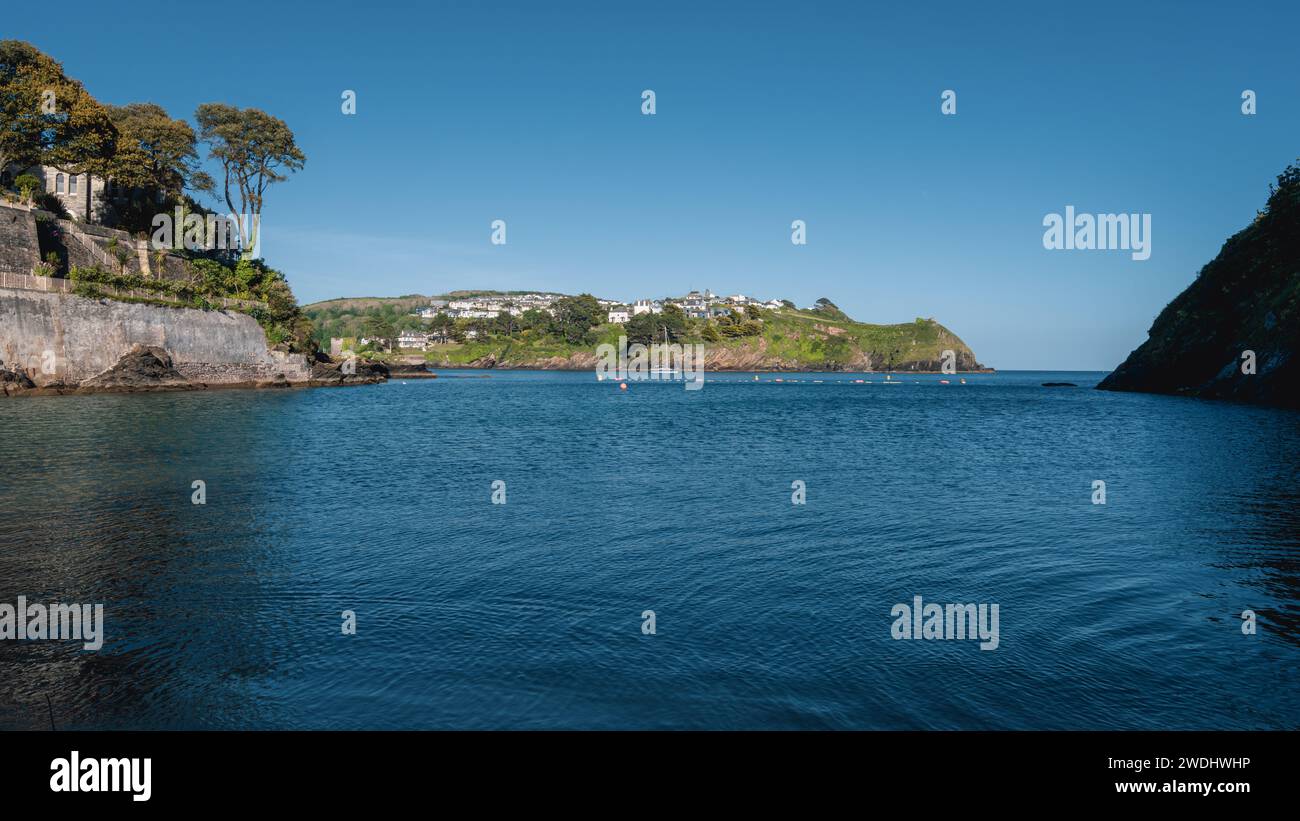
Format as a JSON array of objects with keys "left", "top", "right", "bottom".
[
  {"left": 1, "top": 203, "right": 210, "bottom": 281},
  {"left": 0, "top": 204, "right": 41, "bottom": 275},
  {"left": 0, "top": 286, "right": 311, "bottom": 387}
]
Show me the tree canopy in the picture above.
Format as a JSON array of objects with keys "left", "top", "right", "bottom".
[
  {"left": 108, "top": 102, "right": 212, "bottom": 198},
  {"left": 195, "top": 103, "right": 306, "bottom": 254}
]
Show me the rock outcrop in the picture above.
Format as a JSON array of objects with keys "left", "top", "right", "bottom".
[
  {"left": 1098, "top": 161, "right": 1300, "bottom": 409},
  {"left": 0, "top": 359, "right": 36, "bottom": 396},
  {"left": 383, "top": 360, "right": 437, "bottom": 378},
  {"left": 80, "top": 345, "right": 191, "bottom": 391},
  {"left": 307, "top": 355, "right": 390, "bottom": 386}
]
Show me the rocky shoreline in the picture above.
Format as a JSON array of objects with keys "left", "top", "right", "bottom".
[
  {"left": 435, "top": 351, "right": 993, "bottom": 373},
  {"left": 1, "top": 346, "right": 397, "bottom": 397}
]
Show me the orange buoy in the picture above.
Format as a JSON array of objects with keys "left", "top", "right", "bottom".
[{"left": 619, "top": 382, "right": 627, "bottom": 391}]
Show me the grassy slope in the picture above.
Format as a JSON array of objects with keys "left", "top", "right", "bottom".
[
  {"left": 423, "top": 310, "right": 984, "bottom": 371},
  {"left": 303, "top": 295, "right": 987, "bottom": 370}
]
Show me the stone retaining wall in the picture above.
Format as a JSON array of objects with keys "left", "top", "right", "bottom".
[{"left": 0, "top": 286, "right": 311, "bottom": 387}]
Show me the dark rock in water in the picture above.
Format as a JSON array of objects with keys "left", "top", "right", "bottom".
[
  {"left": 0, "top": 359, "right": 37, "bottom": 395},
  {"left": 1041, "top": 382, "right": 1077, "bottom": 387},
  {"left": 81, "top": 345, "right": 191, "bottom": 391},
  {"left": 384, "top": 361, "right": 436, "bottom": 378},
  {"left": 1097, "top": 161, "right": 1300, "bottom": 409},
  {"left": 308, "top": 355, "right": 387, "bottom": 386}
]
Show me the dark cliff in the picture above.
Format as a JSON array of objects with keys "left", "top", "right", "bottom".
[{"left": 1097, "top": 161, "right": 1300, "bottom": 409}]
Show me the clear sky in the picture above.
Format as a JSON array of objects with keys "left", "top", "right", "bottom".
[{"left": 9, "top": 0, "right": 1299, "bottom": 369}]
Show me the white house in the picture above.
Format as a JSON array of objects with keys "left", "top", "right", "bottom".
[
  {"left": 632, "top": 299, "right": 660, "bottom": 315},
  {"left": 607, "top": 309, "right": 630, "bottom": 324},
  {"left": 398, "top": 331, "right": 430, "bottom": 350}
]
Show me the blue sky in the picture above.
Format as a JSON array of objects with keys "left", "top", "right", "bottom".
[{"left": 9, "top": 0, "right": 1299, "bottom": 369}]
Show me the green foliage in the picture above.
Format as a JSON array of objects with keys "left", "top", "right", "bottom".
[
  {"left": 362, "top": 314, "right": 397, "bottom": 349},
  {"left": 72, "top": 281, "right": 103, "bottom": 299},
  {"left": 625, "top": 303, "right": 688, "bottom": 345},
  {"left": 520, "top": 307, "right": 550, "bottom": 331},
  {"left": 810, "top": 297, "right": 851, "bottom": 322},
  {"left": 69, "top": 257, "right": 317, "bottom": 353},
  {"left": 0, "top": 40, "right": 68, "bottom": 172},
  {"left": 34, "top": 190, "right": 70, "bottom": 218},
  {"left": 107, "top": 102, "right": 211, "bottom": 198},
  {"left": 13, "top": 172, "right": 40, "bottom": 199},
  {"left": 191, "top": 258, "right": 236, "bottom": 293},
  {"left": 548, "top": 294, "right": 603, "bottom": 344},
  {"left": 195, "top": 103, "right": 305, "bottom": 252}
]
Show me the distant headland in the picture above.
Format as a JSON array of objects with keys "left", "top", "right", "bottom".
[{"left": 305, "top": 291, "right": 992, "bottom": 373}]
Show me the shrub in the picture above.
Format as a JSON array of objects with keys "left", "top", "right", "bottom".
[
  {"left": 34, "top": 192, "right": 70, "bottom": 219},
  {"left": 14, "top": 173, "right": 41, "bottom": 201},
  {"left": 72, "top": 282, "right": 104, "bottom": 299}
]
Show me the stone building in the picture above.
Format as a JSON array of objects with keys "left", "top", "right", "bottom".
[{"left": 9, "top": 164, "right": 160, "bottom": 223}]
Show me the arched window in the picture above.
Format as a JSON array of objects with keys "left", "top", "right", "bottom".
[
  {"left": 55, "top": 173, "right": 65, "bottom": 193},
  {"left": 68, "top": 174, "right": 78, "bottom": 194}
]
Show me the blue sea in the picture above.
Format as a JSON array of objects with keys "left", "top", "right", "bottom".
[{"left": 0, "top": 370, "right": 1297, "bottom": 729}]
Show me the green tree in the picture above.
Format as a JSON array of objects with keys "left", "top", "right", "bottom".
[
  {"left": 494, "top": 310, "right": 521, "bottom": 337},
  {"left": 195, "top": 103, "right": 306, "bottom": 255},
  {"left": 624, "top": 311, "right": 657, "bottom": 345},
  {"left": 811, "top": 297, "right": 849, "bottom": 321},
  {"left": 428, "top": 312, "right": 455, "bottom": 342},
  {"left": 45, "top": 83, "right": 126, "bottom": 222},
  {"left": 108, "top": 102, "right": 212, "bottom": 199},
  {"left": 13, "top": 172, "right": 40, "bottom": 200},
  {"left": 656, "top": 303, "right": 688, "bottom": 342},
  {"left": 0, "top": 41, "right": 64, "bottom": 177},
  {"left": 519, "top": 307, "right": 549, "bottom": 331},
  {"left": 548, "top": 294, "right": 602, "bottom": 344},
  {"left": 362, "top": 315, "right": 396, "bottom": 350},
  {"left": 625, "top": 304, "right": 687, "bottom": 345}
]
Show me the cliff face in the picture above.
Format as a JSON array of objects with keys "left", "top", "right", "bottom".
[{"left": 1098, "top": 162, "right": 1300, "bottom": 409}]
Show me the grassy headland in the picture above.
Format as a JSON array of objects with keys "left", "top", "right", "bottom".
[{"left": 304, "top": 294, "right": 988, "bottom": 372}]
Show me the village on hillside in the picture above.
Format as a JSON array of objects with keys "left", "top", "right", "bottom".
[{"left": 380, "top": 290, "right": 792, "bottom": 351}]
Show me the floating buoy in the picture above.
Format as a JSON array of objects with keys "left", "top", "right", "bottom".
[
  {"left": 619, "top": 382, "right": 627, "bottom": 391},
  {"left": 960, "top": 378, "right": 966, "bottom": 384},
  {"left": 939, "top": 379, "right": 950, "bottom": 384}
]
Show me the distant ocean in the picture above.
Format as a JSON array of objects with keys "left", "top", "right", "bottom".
[{"left": 1, "top": 370, "right": 1297, "bottom": 729}]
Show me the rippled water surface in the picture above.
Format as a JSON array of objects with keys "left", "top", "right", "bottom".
[{"left": 1, "top": 370, "right": 1297, "bottom": 729}]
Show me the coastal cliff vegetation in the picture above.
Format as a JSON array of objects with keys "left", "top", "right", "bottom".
[
  {"left": 1098, "top": 159, "right": 1300, "bottom": 407},
  {"left": 1, "top": 40, "right": 317, "bottom": 353},
  {"left": 305, "top": 294, "right": 985, "bottom": 372}
]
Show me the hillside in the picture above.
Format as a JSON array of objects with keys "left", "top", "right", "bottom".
[
  {"left": 1098, "top": 161, "right": 1300, "bottom": 408},
  {"left": 305, "top": 294, "right": 988, "bottom": 372}
]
